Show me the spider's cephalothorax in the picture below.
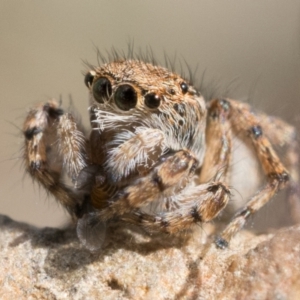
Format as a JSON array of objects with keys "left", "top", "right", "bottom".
[{"left": 23, "top": 58, "right": 299, "bottom": 251}]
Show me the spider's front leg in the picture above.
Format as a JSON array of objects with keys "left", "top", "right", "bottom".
[
  {"left": 214, "top": 99, "right": 291, "bottom": 249},
  {"left": 23, "top": 100, "right": 88, "bottom": 217}
]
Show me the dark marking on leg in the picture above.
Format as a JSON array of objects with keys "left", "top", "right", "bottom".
[
  {"left": 189, "top": 162, "right": 198, "bottom": 175},
  {"left": 209, "top": 109, "right": 219, "bottom": 119},
  {"left": 235, "top": 207, "right": 252, "bottom": 219},
  {"left": 208, "top": 183, "right": 231, "bottom": 196},
  {"left": 219, "top": 99, "right": 230, "bottom": 111},
  {"left": 48, "top": 182, "right": 60, "bottom": 193},
  {"left": 221, "top": 184, "right": 231, "bottom": 195},
  {"left": 268, "top": 171, "right": 290, "bottom": 183},
  {"left": 207, "top": 184, "right": 220, "bottom": 194},
  {"left": 161, "top": 218, "right": 170, "bottom": 228},
  {"left": 44, "top": 104, "right": 64, "bottom": 119},
  {"left": 152, "top": 173, "right": 165, "bottom": 191},
  {"left": 215, "top": 236, "right": 229, "bottom": 249},
  {"left": 190, "top": 206, "right": 202, "bottom": 222},
  {"left": 30, "top": 160, "right": 42, "bottom": 171},
  {"left": 24, "top": 127, "right": 42, "bottom": 140},
  {"left": 250, "top": 125, "right": 263, "bottom": 139}
]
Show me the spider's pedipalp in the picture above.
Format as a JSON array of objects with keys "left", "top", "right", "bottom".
[{"left": 106, "top": 127, "right": 166, "bottom": 182}]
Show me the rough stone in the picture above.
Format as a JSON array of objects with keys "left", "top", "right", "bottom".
[{"left": 0, "top": 214, "right": 300, "bottom": 300}]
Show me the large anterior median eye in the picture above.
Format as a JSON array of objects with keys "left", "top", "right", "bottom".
[
  {"left": 92, "top": 77, "right": 112, "bottom": 103},
  {"left": 114, "top": 84, "right": 137, "bottom": 111}
]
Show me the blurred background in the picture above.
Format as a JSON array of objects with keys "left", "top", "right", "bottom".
[{"left": 0, "top": 1, "right": 299, "bottom": 229}]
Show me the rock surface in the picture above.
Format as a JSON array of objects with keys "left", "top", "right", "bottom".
[{"left": 0, "top": 214, "right": 300, "bottom": 300}]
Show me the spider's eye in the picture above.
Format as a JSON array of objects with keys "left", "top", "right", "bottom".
[
  {"left": 92, "top": 77, "right": 112, "bottom": 103},
  {"left": 144, "top": 93, "right": 161, "bottom": 109},
  {"left": 84, "top": 71, "right": 95, "bottom": 88},
  {"left": 180, "top": 82, "right": 188, "bottom": 94},
  {"left": 114, "top": 84, "right": 137, "bottom": 111}
]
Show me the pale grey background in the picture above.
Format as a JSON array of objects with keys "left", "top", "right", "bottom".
[{"left": 0, "top": 1, "right": 299, "bottom": 228}]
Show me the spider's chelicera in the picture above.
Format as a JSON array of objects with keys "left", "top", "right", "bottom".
[{"left": 23, "top": 58, "right": 298, "bottom": 251}]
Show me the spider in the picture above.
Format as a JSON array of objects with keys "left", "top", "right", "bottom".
[{"left": 23, "top": 55, "right": 299, "bottom": 251}]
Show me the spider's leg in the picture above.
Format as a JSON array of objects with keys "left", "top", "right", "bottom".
[
  {"left": 23, "top": 100, "right": 88, "bottom": 217},
  {"left": 122, "top": 181, "right": 231, "bottom": 234},
  {"left": 213, "top": 99, "right": 290, "bottom": 248},
  {"left": 257, "top": 112, "right": 300, "bottom": 223},
  {"left": 199, "top": 97, "right": 233, "bottom": 184}
]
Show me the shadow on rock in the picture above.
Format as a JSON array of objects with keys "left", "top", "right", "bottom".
[{"left": 41, "top": 222, "right": 195, "bottom": 278}]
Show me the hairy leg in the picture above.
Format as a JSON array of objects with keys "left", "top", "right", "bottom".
[
  {"left": 214, "top": 99, "right": 290, "bottom": 248},
  {"left": 23, "top": 100, "right": 87, "bottom": 216},
  {"left": 199, "top": 98, "right": 232, "bottom": 184},
  {"left": 257, "top": 112, "right": 300, "bottom": 223}
]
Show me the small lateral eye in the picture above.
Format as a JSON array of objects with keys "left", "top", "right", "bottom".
[
  {"left": 84, "top": 71, "right": 96, "bottom": 88},
  {"left": 92, "top": 77, "right": 112, "bottom": 103},
  {"left": 114, "top": 84, "right": 137, "bottom": 111},
  {"left": 180, "top": 82, "right": 188, "bottom": 94},
  {"left": 144, "top": 93, "right": 161, "bottom": 109}
]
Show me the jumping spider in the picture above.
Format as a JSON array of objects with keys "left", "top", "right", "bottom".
[{"left": 23, "top": 56, "right": 299, "bottom": 251}]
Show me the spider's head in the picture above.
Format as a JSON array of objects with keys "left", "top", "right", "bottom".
[{"left": 85, "top": 60, "right": 207, "bottom": 160}]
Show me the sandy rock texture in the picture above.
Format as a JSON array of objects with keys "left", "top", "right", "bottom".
[{"left": 0, "top": 214, "right": 300, "bottom": 300}]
